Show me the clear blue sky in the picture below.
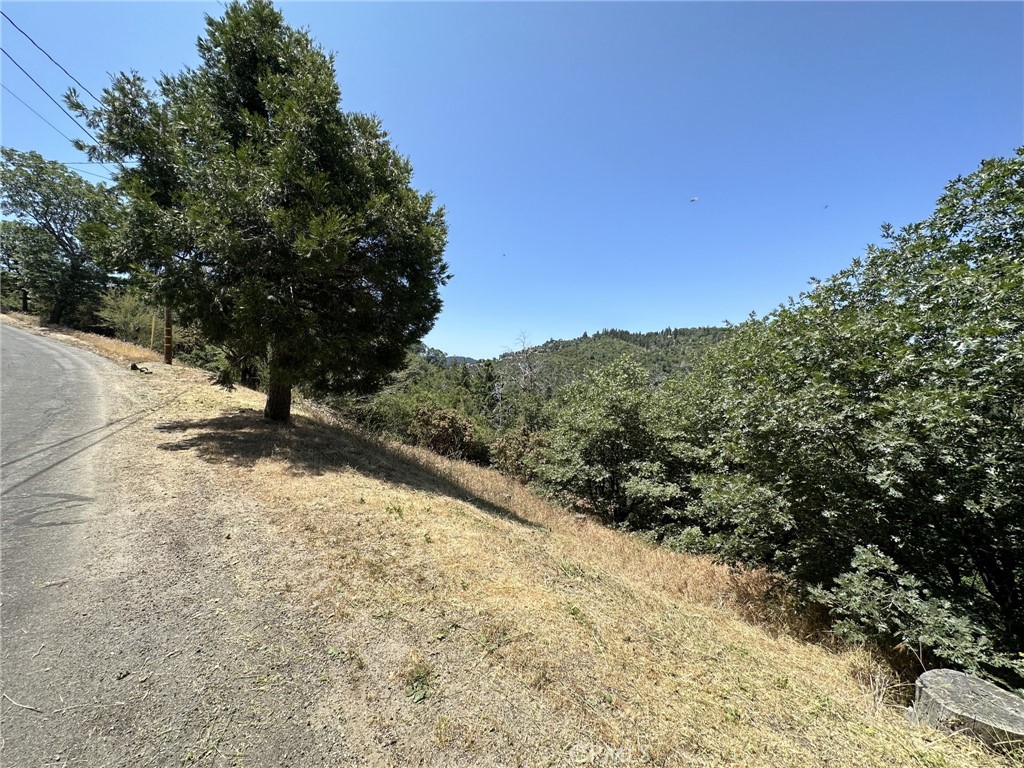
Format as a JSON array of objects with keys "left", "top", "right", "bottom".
[{"left": 2, "top": 2, "right": 1021, "bottom": 359}]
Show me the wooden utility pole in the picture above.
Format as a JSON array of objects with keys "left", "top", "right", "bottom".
[{"left": 163, "top": 306, "right": 173, "bottom": 365}]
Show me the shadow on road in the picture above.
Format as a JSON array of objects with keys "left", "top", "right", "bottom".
[{"left": 154, "top": 409, "right": 539, "bottom": 529}]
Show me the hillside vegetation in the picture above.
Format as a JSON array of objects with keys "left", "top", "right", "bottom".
[
  {"left": 347, "top": 151, "right": 1024, "bottom": 688},
  {"left": 341, "top": 326, "right": 729, "bottom": 458},
  {"left": 0, "top": 0, "right": 1019, "bottom": 735},
  {"left": 3, "top": 312, "right": 1018, "bottom": 767}
]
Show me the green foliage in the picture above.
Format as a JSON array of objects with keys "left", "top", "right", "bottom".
[
  {"left": 72, "top": 0, "right": 448, "bottom": 420},
  {"left": 345, "top": 348, "right": 494, "bottom": 444},
  {"left": 96, "top": 286, "right": 159, "bottom": 348},
  {"left": 343, "top": 326, "right": 727, "bottom": 468},
  {"left": 174, "top": 324, "right": 230, "bottom": 374},
  {"left": 493, "top": 326, "right": 730, "bottom": 396},
  {"left": 490, "top": 425, "right": 545, "bottom": 482},
  {"left": 659, "top": 148, "right": 1024, "bottom": 681},
  {"left": 815, "top": 546, "right": 1021, "bottom": 681},
  {"left": 411, "top": 406, "right": 490, "bottom": 464},
  {"left": 531, "top": 358, "right": 687, "bottom": 527},
  {"left": 0, "top": 149, "right": 113, "bottom": 327}
]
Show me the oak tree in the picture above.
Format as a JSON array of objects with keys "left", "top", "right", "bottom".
[{"left": 0, "top": 148, "right": 111, "bottom": 326}]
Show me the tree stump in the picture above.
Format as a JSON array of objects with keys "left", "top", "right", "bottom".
[{"left": 908, "top": 669, "right": 1024, "bottom": 750}]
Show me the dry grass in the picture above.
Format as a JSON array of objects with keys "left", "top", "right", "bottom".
[
  {"left": 6, "top": 311, "right": 1015, "bottom": 768},
  {"left": 1, "top": 311, "right": 164, "bottom": 364}
]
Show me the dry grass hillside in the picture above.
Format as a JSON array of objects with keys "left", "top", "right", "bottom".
[{"left": 4, "top": 312, "right": 1019, "bottom": 768}]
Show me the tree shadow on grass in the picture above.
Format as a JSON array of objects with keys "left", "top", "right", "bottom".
[{"left": 154, "top": 408, "right": 540, "bottom": 529}]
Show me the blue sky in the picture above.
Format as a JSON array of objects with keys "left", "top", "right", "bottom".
[{"left": 2, "top": 2, "right": 1021, "bottom": 359}]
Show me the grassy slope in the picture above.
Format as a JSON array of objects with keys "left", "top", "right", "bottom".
[{"left": 4, "top": 312, "right": 1015, "bottom": 768}]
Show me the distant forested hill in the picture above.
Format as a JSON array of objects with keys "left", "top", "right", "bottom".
[
  {"left": 493, "top": 326, "right": 732, "bottom": 390},
  {"left": 341, "top": 325, "right": 732, "bottom": 455}
]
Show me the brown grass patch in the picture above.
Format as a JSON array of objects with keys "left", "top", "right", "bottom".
[{"left": 150, "top": 402, "right": 1009, "bottom": 767}]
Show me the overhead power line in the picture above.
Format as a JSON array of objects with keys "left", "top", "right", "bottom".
[
  {"left": 2, "top": 83, "right": 75, "bottom": 143},
  {"left": 1, "top": 46, "right": 99, "bottom": 145},
  {"left": 59, "top": 161, "right": 119, "bottom": 165},
  {"left": 0, "top": 10, "right": 101, "bottom": 103},
  {"left": 60, "top": 165, "right": 113, "bottom": 181},
  {"left": 1, "top": 89, "right": 114, "bottom": 182}
]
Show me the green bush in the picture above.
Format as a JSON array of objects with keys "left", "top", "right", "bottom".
[
  {"left": 816, "top": 547, "right": 1023, "bottom": 684},
  {"left": 531, "top": 358, "right": 688, "bottom": 528},
  {"left": 96, "top": 287, "right": 159, "bottom": 348},
  {"left": 411, "top": 406, "right": 490, "bottom": 464},
  {"left": 490, "top": 425, "right": 545, "bottom": 482}
]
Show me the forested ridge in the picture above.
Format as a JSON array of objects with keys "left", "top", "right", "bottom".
[{"left": 1, "top": 0, "right": 1021, "bottom": 696}]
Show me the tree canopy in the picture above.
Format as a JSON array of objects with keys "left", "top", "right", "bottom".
[
  {"left": 0, "top": 148, "right": 112, "bottom": 326},
  {"left": 71, "top": 0, "right": 449, "bottom": 420},
  {"left": 527, "top": 148, "right": 1024, "bottom": 683}
]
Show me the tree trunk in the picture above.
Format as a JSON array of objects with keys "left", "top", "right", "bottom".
[
  {"left": 264, "top": 381, "right": 292, "bottom": 422},
  {"left": 48, "top": 300, "right": 66, "bottom": 326},
  {"left": 20, "top": 290, "right": 29, "bottom": 313},
  {"left": 163, "top": 306, "right": 173, "bottom": 365}
]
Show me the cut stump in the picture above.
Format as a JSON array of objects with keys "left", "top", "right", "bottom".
[{"left": 907, "top": 669, "right": 1024, "bottom": 750}]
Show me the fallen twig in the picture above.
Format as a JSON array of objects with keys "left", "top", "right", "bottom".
[
  {"left": 41, "top": 580, "right": 69, "bottom": 588},
  {"left": 2, "top": 692, "right": 43, "bottom": 714},
  {"left": 32, "top": 643, "right": 45, "bottom": 658}
]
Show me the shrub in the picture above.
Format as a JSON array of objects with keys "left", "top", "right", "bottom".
[
  {"left": 411, "top": 406, "right": 490, "bottom": 464},
  {"left": 491, "top": 425, "right": 545, "bottom": 482},
  {"left": 664, "top": 149, "right": 1024, "bottom": 680},
  {"left": 531, "top": 358, "right": 688, "bottom": 528},
  {"left": 96, "top": 287, "right": 160, "bottom": 348},
  {"left": 816, "top": 546, "right": 1024, "bottom": 686}
]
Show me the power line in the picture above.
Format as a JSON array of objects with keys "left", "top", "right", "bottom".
[
  {"left": 0, "top": 10, "right": 101, "bottom": 103},
  {"left": 2, "top": 83, "right": 75, "bottom": 143},
  {"left": 1, "top": 46, "right": 99, "bottom": 144},
  {"left": 57, "top": 160, "right": 136, "bottom": 166},
  {"left": 66, "top": 166, "right": 113, "bottom": 182}
]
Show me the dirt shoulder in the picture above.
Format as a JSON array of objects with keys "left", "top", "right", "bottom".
[
  {"left": 1, "top": 314, "right": 1015, "bottom": 768},
  {"left": 1, "top": 319, "right": 357, "bottom": 766}
]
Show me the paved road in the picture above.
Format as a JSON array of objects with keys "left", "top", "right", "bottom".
[{"left": 0, "top": 325, "right": 119, "bottom": 755}]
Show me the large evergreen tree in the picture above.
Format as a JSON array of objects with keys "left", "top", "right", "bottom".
[{"left": 71, "top": 0, "right": 449, "bottom": 420}]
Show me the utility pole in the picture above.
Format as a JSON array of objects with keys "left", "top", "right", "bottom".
[{"left": 163, "top": 305, "right": 173, "bottom": 365}]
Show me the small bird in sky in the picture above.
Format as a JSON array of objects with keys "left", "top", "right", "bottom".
[{"left": 689, "top": 196, "right": 699, "bottom": 203}]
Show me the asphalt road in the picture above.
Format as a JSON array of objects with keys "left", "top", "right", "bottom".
[{"left": 0, "top": 324, "right": 120, "bottom": 755}]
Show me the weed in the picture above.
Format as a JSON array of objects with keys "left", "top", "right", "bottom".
[
  {"left": 402, "top": 652, "right": 435, "bottom": 703},
  {"left": 475, "top": 619, "right": 512, "bottom": 657},
  {"left": 558, "top": 559, "right": 588, "bottom": 580},
  {"left": 566, "top": 603, "right": 587, "bottom": 624},
  {"left": 434, "top": 716, "right": 456, "bottom": 746}
]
